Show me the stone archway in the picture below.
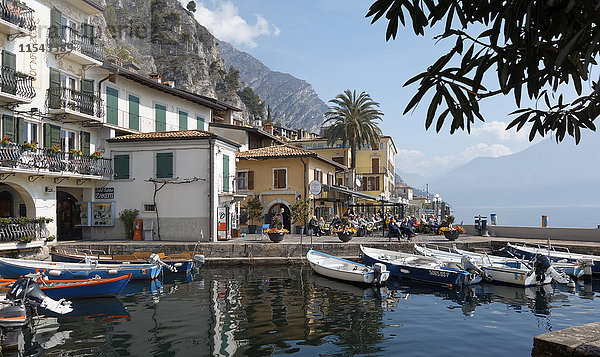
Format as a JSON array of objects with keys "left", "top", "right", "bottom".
[
  {"left": 263, "top": 199, "right": 291, "bottom": 230},
  {"left": 0, "top": 183, "right": 35, "bottom": 218},
  {"left": 56, "top": 191, "right": 81, "bottom": 241}
]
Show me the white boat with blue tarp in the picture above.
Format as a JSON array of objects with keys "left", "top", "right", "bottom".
[
  {"left": 360, "top": 245, "right": 482, "bottom": 287},
  {"left": 506, "top": 243, "right": 598, "bottom": 276},
  {"left": 307, "top": 249, "right": 389, "bottom": 285}
]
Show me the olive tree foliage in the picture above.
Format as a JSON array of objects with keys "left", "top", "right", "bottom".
[{"left": 366, "top": 0, "right": 600, "bottom": 143}]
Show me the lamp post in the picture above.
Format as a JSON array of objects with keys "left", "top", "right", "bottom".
[{"left": 380, "top": 192, "right": 385, "bottom": 237}]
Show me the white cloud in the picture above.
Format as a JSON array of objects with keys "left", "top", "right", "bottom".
[
  {"left": 396, "top": 143, "right": 512, "bottom": 177},
  {"left": 188, "top": 1, "right": 280, "bottom": 48},
  {"left": 471, "top": 121, "right": 530, "bottom": 142}
]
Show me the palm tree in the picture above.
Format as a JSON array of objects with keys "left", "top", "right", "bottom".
[{"left": 324, "top": 90, "right": 384, "bottom": 169}]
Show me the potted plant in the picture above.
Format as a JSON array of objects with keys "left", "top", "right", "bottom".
[
  {"left": 0, "top": 136, "right": 12, "bottom": 147},
  {"left": 23, "top": 141, "right": 38, "bottom": 151},
  {"left": 91, "top": 151, "right": 102, "bottom": 159},
  {"left": 439, "top": 226, "right": 466, "bottom": 241},
  {"left": 246, "top": 197, "right": 263, "bottom": 234},
  {"left": 266, "top": 215, "right": 288, "bottom": 242},
  {"left": 333, "top": 217, "right": 357, "bottom": 242},
  {"left": 70, "top": 148, "right": 82, "bottom": 157},
  {"left": 291, "top": 199, "right": 309, "bottom": 234},
  {"left": 49, "top": 144, "right": 61, "bottom": 153}
]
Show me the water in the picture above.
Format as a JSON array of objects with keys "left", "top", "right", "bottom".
[
  {"left": 9, "top": 266, "right": 600, "bottom": 356},
  {"left": 452, "top": 205, "right": 600, "bottom": 228}
]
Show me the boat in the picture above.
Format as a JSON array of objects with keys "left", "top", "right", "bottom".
[
  {"left": 0, "top": 257, "right": 162, "bottom": 280},
  {"left": 50, "top": 249, "right": 203, "bottom": 274},
  {"left": 359, "top": 245, "right": 482, "bottom": 287},
  {"left": 506, "top": 242, "right": 599, "bottom": 276},
  {"left": 306, "top": 249, "right": 389, "bottom": 285},
  {"left": 413, "top": 244, "right": 570, "bottom": 286},
  {"left": 0, "top": 274, "right": 131, "bottom": 299}
]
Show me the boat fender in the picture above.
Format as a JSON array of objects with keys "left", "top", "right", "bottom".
[
  {"left": 47, "top": 270, "right": 61, "bottom": 277},
  {"left": 108, "top": 269, "right": 119, "bottom": 275},
  {"left": 174, "top": 263, "right": 183, "bottom": 268}
]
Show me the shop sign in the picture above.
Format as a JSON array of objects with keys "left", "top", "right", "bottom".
[{"left": 95, "top": 187, "right": 114, "bottom": 199}]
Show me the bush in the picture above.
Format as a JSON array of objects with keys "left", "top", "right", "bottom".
[
  {"left": 45, "top": 235, "right": 56, "bottom": 242},
  {"left": 18, "top": 236, "right": 35, "bottom": 243},
  {"left": 291, "top": 200, "right": 309, "bottom": 226},
  {"left": 118, "top": 209, "right": 139, "bottom": 240},
  {"left": 246, "top": 197, "right": 263, "bottom": 225}
]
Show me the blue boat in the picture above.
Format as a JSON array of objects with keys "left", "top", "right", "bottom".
[
  {"left": 506, "top": 243, "right": 599, "bottom": 276},
  {"left": 0, "top": 257, "right": 162, "bottom": 280},
  {"left": 0, "top": 274, "right": 132, "bottom": 299},
  {"left": 360, "top": 246, "right": 482, "bottom": 287}
]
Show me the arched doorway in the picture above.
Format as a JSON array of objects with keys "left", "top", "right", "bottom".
[
  {"left": 267, "top": 203, "right": 291, "bottom": 230},
  {"left": 0, "top": 191, "right": 13, "bottom": 217},
  {"left": 56, "top": 191, "right": 81, "bottom": 241}
]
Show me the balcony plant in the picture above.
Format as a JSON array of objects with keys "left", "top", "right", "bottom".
[
  {"left": 91, "top": 151, "right": 102, "bottom": 159},
  {"left": 69, "top": 149, "right": 82, "bottom": 157},
  {"left": 246, "top": 197, "right": 263, "bottom": 234},
  {"left": 49, "top": 144, "right": 61, "bottom": 152},
  {"left": 291, "top": 199, "right": 309, "bottom": 235},
  {"left": 333, "top": 217, "right": 357, "bottom": 242},
  {"left": 23, "top": 141, "right": 38, "bottom": 151},
  {"left": 1, "top": 137, "right": 12, "bottom": 146},
  {"left": 266, "top": 215, "right": 287, "bottom": 242}
]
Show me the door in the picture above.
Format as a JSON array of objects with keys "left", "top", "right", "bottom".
[
  {"left": 2, "top": 51, "right": 16, "bottom": 95},
  {"left": 56, "top": 191, "right": 81, "bottom": 240},
  {"left": 106, "top": 87, "right": 118, "bottom": 124},
  {"left": 372, "top": 157, "right": 379, "bottom": 173},
  {"left": 0, "top": 191, "right": 13, "bottom": 217}
]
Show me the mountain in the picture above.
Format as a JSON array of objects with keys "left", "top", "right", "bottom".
[
  {"left": 395, "top": 170, "right": 428, "bottom": 191},
  {"left": 98, "top": 0, "right": 250, "bottom": 122},
  {"left": 429, "top": 133, "right": 600, "bottom": 207},
  {"left": 217, "top": 40, "right": 328, "bottom": 132}
]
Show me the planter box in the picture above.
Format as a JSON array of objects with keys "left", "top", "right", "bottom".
[
  {"left": 443, "top": 230, "right": 460, "bottom": 241},
  {"left": 337, "top": 232, "right": 354, "bottom": 242},
  {"left": 267, "top": 232, "right": 285, "bottom": 243}
]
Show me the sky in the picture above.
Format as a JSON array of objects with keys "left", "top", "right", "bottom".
[{"left": 183, "top": 0, "right": 566, "bottom": 185}]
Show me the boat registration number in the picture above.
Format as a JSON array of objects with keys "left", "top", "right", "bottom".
[{"left": 429, "top": 270, "right": 449, "bottom": 278}]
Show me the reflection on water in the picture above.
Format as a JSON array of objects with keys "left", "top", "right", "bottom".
[{"left": 4, "top": 266, "right": 600, "bottom": 356}]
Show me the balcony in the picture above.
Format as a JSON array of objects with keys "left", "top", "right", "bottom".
[
  {"left": 355, "top": 166, "right": 389, "bottom": 175},
  {"left": 0, "top": 66, "right": 35, "bottom": 104},
  {"left": 0, "top": 143, "right": 112, "bottom": 178},
  {"left": 48, "top": 26, "right": 105, "bottom": 66},
  {"left": 61, "top": 0, "right": 104, "bottom": 15},
  {"left": 46, "top": 87, "right": 104, "bottom": 122},
  {"left": 0, "top": 1, "right": 35, "bottom": 38}
]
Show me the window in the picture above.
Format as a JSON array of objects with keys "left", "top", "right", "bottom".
[
  {"left": 367, "top": 177, "right": 380, "bottom": 191},
  {"left": 332, "top": 156, "right": 344, "bottom": 164},
  {"left": 128, "top": 95, "right": 140, "bottom": 130},
  {"left": 314, "top": 169, "right": 323, "bottom": 183},
  {"left": 223, "top": 155, "right": 229, "bottom": 192},
  {"left": 80, "top": 131, "right": 90, "bottom": 155},
  {"left": 24, "top": 122, "right": 37, "bottom": 144},
  {"left": 155, "top": 104, "right": 166, "bottom": 132},
  {"left": 196, "top": 116, "right": 205, "bottom": 130},
  {"left": 237, "top": 171, "right": 254, "bottom": 190},
  {"left": 60, "top": 129, "right": 75, "bottom": 152},
  {"left": 372, "top": 158, "right": 380, "bottom": 173},
  {"left": 113, "top": 154, "right": 130, "bottom": 180},
  {"left": 179, "top": 110, "right": 188, "bottom": 130},
  {"left": 106, "top": 87, "right": 118, "bottom": 125},
  {"left": 327, "top": 172, "right": 334, "bottom": 186},
  {"left": 273, "top": 169, "right": 286, "bottom": 189},
  {"left": 156, "top": 152, "right": 173, "bottom": 178},
  {"left": 143, "top": 203, "right": 156, "bottom": 212}
]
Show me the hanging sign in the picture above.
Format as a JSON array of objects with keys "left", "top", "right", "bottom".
[{"left": 309, "top": 180, "right": 322, "bottom": 195}]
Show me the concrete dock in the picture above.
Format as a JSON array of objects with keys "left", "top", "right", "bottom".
[{"left": 533, "top": 322, "right": 600, "bottom": 356}]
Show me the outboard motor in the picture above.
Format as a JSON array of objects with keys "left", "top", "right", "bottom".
[
  {"left": 577, "top": 259, "right": 594, "bottom": 280},
  {"left": 460, "top": 256, "right": 492, "bottom": 282},
  {"left": 193, "top": 254, "right": 205, "bottom": 269},
  {"left": 372, "top": 263, "right": 390, "bottom": 284},
  {"left": 533, "top": 254, "right": 552, "bottom": 284},
  {"left": 149, "top": 253, "right": 176, "bottom": 273},
  {"left": 7, "top": 277, "right": 72, "bottom": 315}
]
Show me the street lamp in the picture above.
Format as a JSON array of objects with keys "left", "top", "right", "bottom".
[{"left": 380, "top": 192, "right": 386, "bottom": 237}]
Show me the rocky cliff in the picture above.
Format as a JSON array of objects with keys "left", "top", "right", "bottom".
[
  {"left": 218, "top": 40, "right": 328, "bottom": 132},
  {"left": 97, "top": 0, "right": 249, "bottom": 122}
]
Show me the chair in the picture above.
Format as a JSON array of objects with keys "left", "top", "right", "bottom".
[{"left": 260, "top": 224, "right": 270, "bottom": 240}]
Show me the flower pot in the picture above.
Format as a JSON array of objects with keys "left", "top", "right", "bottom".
[
  {"left": 443, "top": 230, "right": 460, "bottom": 241},
  {"left": 268, "top": 232, "right": 285, "bottom": 243},
  {"left": 248, "top": 225, "right": 257, "bottom": 234},
  {"left": 337, "top": 232, "right": 354, "bottom": 242}
]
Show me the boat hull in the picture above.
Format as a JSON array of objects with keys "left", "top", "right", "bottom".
[
  {"left": 507, "top": 244, "right": 600, "bottom": 275},
  {"left": 0, "top": 258, "right": 161, "bottom": 280},
  {"left": 50, "top": 252, "right": 195, "bottom": 274},
  {"left": 307, "top": 250, "right": 377, "bottom": 284},
  {"left": 481, "top": 266, "right": 551, "bottom": 287},
  {"left": 0, "top": 274, "right": 132, "bottom": 299}
]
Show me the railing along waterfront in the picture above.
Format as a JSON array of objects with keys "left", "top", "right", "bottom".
[
  {"left": 0, "top": 218, "right": 50, "bottom": 242},
  {"left": 47, "top": 25, "right": 105, "bottom": 61},
  {"left": 0, "top": 66, "right": 35, "bottom": 99},
  {"left": 0, "top": 0, "right": 36, "bottom": 33},
  {"left": 46, "top": 87, "right": 104, "bottom": 119},
  {"left": 0, "top": 143, "right": 112, "bottom": 177}
]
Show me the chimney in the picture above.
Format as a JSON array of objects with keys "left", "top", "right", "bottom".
[
  {"left": 149, "top": 73, "right": 162, "bottom": 83},
  {"left": 163, "top": 80, "right": 175, "bottom": 88}
]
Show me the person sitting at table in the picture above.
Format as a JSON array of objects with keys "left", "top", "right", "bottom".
[
  {"left": 308, "top": 216, "right": 319, "bottom": 236},
  {"left": 401, "top": 218, "right": 416, "bottom": 239},
  {"left": 389, "top": 219, "right": 402, "bottom": 238}
]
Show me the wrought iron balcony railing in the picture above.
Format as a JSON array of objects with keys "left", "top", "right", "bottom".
[
  {"left": 47, "top": 25, "right": 105, "bottom": 61},
  {"left": 46, "top": 87, "right": 104, "bottom": 119},
  {"left": 0, "top": 0, "right": 36, "bottom": 33},
  {"left": 0, "top": 66, "right": 35, "bottom": 99},
  {"left": 0, "top": 218, "right": 50, "bottom": 242},
  {"left": 0, "top": 143, "right": 113, "bottom": 177}
]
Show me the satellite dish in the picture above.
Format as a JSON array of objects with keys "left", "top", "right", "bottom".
[{"left": 355, "top": 178, "right": 362, "bottom": 188}]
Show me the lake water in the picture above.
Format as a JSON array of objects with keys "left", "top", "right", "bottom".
[
  {"left": 453, "top": 205, "right": 600, "bottom": 228},
  {"left": 11, "top": 265, "right": 600, "bottom": 356}
]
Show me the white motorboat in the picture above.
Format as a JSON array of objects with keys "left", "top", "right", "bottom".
[{"left": 306, "top": 250, "right": 389, "bottom": 284}]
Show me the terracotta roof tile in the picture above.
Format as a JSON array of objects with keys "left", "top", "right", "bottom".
[
  {"left": 236, "top": 145, "right": 346, "bottom": 169},
  {"left": 106, "top": 129, "right": 240, "bottom": 147}
]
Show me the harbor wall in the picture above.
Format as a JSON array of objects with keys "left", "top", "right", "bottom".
[
  {"left": 463, "top": 225, "right": 600, "bottom": 242},
  {"left": 532, "top": 321, "right": 600, "bottom": 356}
]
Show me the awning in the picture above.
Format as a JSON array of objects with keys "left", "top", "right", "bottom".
[
  {"left": 218, "top": 193, "right": 247, "bottom": 204},
  {"left": 326, "top": 185, "right": 387, "bottom": 202}
]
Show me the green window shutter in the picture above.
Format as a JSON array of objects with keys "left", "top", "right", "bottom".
[
  {"left": 50, "top": 8, "right": 62, "bottom": 28},
  {"left": 128, "top": 95, "right": 139, "bottom": 130},
  {"left": 156, "top": 152, "right": 173, "bottom": 178},
  {"left": 223, "top": 155, "right": 229, "bottom": 192},
  {"left": 196, "top": 116, "right": 204, "bottom": 130},
  {"left": 106, "top": 87, "right": 118, "bottom": 125},
  {"left": 2, "top": 51, "right": 16, "bottom": 95},
  {"left": 44, "top": 123, "right": 60, "bottom": 148},
  {"left": 81, "top": 79, "right": 95, "bottom": 116},
  {"left": 155, "top": 104, "right": 166, "bottom": 132},
  {"left": 179, "top": 111, "right": 187, "bottom": 130},
  {"left": 81, "top": 131, "right": 90, "bottom": 155},
  {"left": 16, "top": 117, "right": 24, "bottom": 145},
  {"left": 49, "top": 8, "right": 62, "bottom": 48},
  {"left": 113, "top": 154, "right": 130, "bottom": 180},
  {"left": 2, "top": 115, "right": 14, "bottom": 141},
  {"left": 49, "top": 68, "right": 61, "bottom": 109}
]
